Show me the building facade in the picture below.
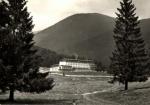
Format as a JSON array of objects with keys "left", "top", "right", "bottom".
[
  {"left": 49, "top": 58, "right": 96, "bottom": 72},
  {"left": 49, "top": 64, "right": 60, "bottom": 72}
]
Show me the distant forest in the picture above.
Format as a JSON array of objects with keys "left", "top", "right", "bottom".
[
  {"left": 34, "top": 46, "right": 105, "bottom": 71},
  {"left": 34, "top": 46, "right": 90, "bottom": 67}
]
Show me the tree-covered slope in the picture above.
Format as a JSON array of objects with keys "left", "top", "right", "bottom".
[{"left": 34, "top": 13, "right": 150, "bottom": 65}]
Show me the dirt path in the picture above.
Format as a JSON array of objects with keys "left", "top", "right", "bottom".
[
  {"left": 81, "top": 85, "right": 120, "bottom": 105},
  {"left": 51, "top": 73, "right": 113, "bottom": 78}
]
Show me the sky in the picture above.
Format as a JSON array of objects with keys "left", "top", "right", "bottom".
[{"left": 27, "top": 0, "right": 150, "bottom": 31}]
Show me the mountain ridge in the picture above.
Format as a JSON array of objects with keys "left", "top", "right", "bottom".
[{"left": 34, "top": 13, "right": 150, "bottom": 65}]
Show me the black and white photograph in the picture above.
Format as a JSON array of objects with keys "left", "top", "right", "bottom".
[{"left": 0, "top": 0, "right": 150, "bottom": 104}]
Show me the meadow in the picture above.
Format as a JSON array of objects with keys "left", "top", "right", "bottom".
[{"left": 0, "top": 73, "right": 150, "bottom": 105}]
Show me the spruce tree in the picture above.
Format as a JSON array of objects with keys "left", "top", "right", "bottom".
[
  {"left": 0, "top": 1, "right": 11, "bottom": 93},
  {"left": 110, "top": 0, "right": 149, "bottom": 90},
  {"left": 0, "top": 0, "right": 54, "bottom": 101}
]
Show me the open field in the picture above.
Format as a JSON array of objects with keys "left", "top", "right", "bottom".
[
  {"left": 0, "top": 74, "right": 113, "bottom": 104},
  {"left": 60, "top": 71, "right": 110, "bottom": 76},
  {"left": 0, "top": 74, "right": 150, "bottom": 105},
  {"left": 85, "top": 79, "right": 150, "bottom": 105}
]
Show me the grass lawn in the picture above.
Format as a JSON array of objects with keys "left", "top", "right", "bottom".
[
  {"left": 90, "top": 79, "right": 150, "bottom": 105},
  {"left": 62, "top": 71, "right": 110, "bottom": 76},
  {"left": 1, "top": 74, "right": 150, "bottom": 105},
  {"left": 51, "top": 71, "right": 112, "bottom": 76},
  {"left": 0, "top": 74, "right": 113, "bottom": 104}
]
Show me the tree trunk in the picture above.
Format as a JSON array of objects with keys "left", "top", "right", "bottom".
[
  {"left": 125, "top": 80, "right": 128, "bottom": 90},
  {"left": 9, "top": 87, "right": 14, "bottom": 102}
]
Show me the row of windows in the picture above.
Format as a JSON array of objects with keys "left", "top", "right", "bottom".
[{"left": 59, "top": 61, "right": 95, "bottom": 69}]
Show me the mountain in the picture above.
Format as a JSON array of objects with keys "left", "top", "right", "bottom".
[
  {"left": 34, "top": 13, "right": 150, "bottom": 65},
  {"left": 140, "top": 19, "right": 150, "bottom": 46}
]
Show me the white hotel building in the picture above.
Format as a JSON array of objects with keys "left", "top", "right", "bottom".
[{"left": 50, "top": 59, "right": 96, "bottom": 72}]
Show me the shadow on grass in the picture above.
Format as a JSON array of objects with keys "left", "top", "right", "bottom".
[
  {"left": 0, "top": 92, "right": 6, "bottom": 95},
  {"left": 122, "top": 86, "right": 150, "bottom": 92},
  {"left": 134, "top": 86, "right": 150, "bottom": 90},
  {"left": 0, "top": 99, "right": 75, "bottom": 104}
]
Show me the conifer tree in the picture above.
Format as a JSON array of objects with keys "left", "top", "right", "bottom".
[
  {"left": 110, "top": 0, "right": 149, "bottom": 90},
  {"left": 0, "top": 0, "right": 54, "bottom": 101},
  {"left": 0, "top": 1, "right": 11, "bottom": 93}
]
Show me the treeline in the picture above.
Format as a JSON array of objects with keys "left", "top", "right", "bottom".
[
  {"left": 34, "top": 46, "right": 89, "bottom": 67},
  {"left": 34, "top": 46, "right": 62, "bottom": 67},
  {"left": 34, "top": 46, "right": 107, "bottom": 72}
]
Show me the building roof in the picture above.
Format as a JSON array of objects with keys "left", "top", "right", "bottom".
[{"left": 60, "top": 58, "right": 94, "bottom": 63}]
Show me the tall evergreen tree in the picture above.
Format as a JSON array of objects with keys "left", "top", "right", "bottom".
[
  {"left": 0, "top": 0, "right": 54, "bottom": 101},
  {"left": 110, "top": 0, "right": 149, "bottom": 90},
  {"left": 0, "top": 1, "right": 11, "bottom": 93}
]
